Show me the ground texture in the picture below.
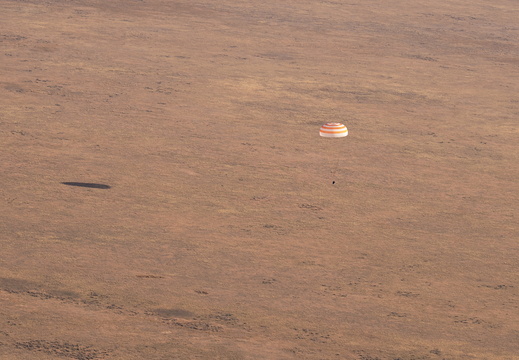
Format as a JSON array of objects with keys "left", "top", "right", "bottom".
[{"left": 1, "top": 0, "right": 518, "bottom": 359}]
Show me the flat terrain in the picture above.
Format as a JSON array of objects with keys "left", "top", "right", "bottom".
[{"left": 1, "top": 0, "right": 518, "bottom": 359}]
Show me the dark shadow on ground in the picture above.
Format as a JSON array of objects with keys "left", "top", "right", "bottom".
[{"left": 61, "top": 182, "right": 111, "bottom": 189}]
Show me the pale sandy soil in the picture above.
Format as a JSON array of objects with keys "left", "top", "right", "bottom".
[{"left": 1, "top": 0, "right": 518, "bottom": 359}]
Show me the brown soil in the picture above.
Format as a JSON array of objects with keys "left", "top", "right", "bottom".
[{"left": 1, "top": 0, "right": 518, "bottom": 359}]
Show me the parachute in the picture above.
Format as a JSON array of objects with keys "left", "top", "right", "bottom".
[
  {"left": 319, "top": 123, "right": 348, "bottom": 138},
  {"left": 319, "top": 122, "right": 348, "bottom": 184}
]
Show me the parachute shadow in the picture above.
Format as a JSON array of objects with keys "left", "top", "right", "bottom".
[{"left": 61, "top": 182, "right": 111, "bottom": 189}]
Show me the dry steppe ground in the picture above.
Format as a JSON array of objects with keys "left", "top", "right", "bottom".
[{"left": 1, "top": 0, "right": 518, "bottom": 359}]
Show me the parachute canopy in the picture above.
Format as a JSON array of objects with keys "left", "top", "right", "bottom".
[{"left": 319, "top": 123, "right": 348, "bottom": 138}]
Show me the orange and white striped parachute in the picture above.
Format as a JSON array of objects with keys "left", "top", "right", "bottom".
[{"left": 319, "top": 122, "right": 348, "bottom": 138}]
